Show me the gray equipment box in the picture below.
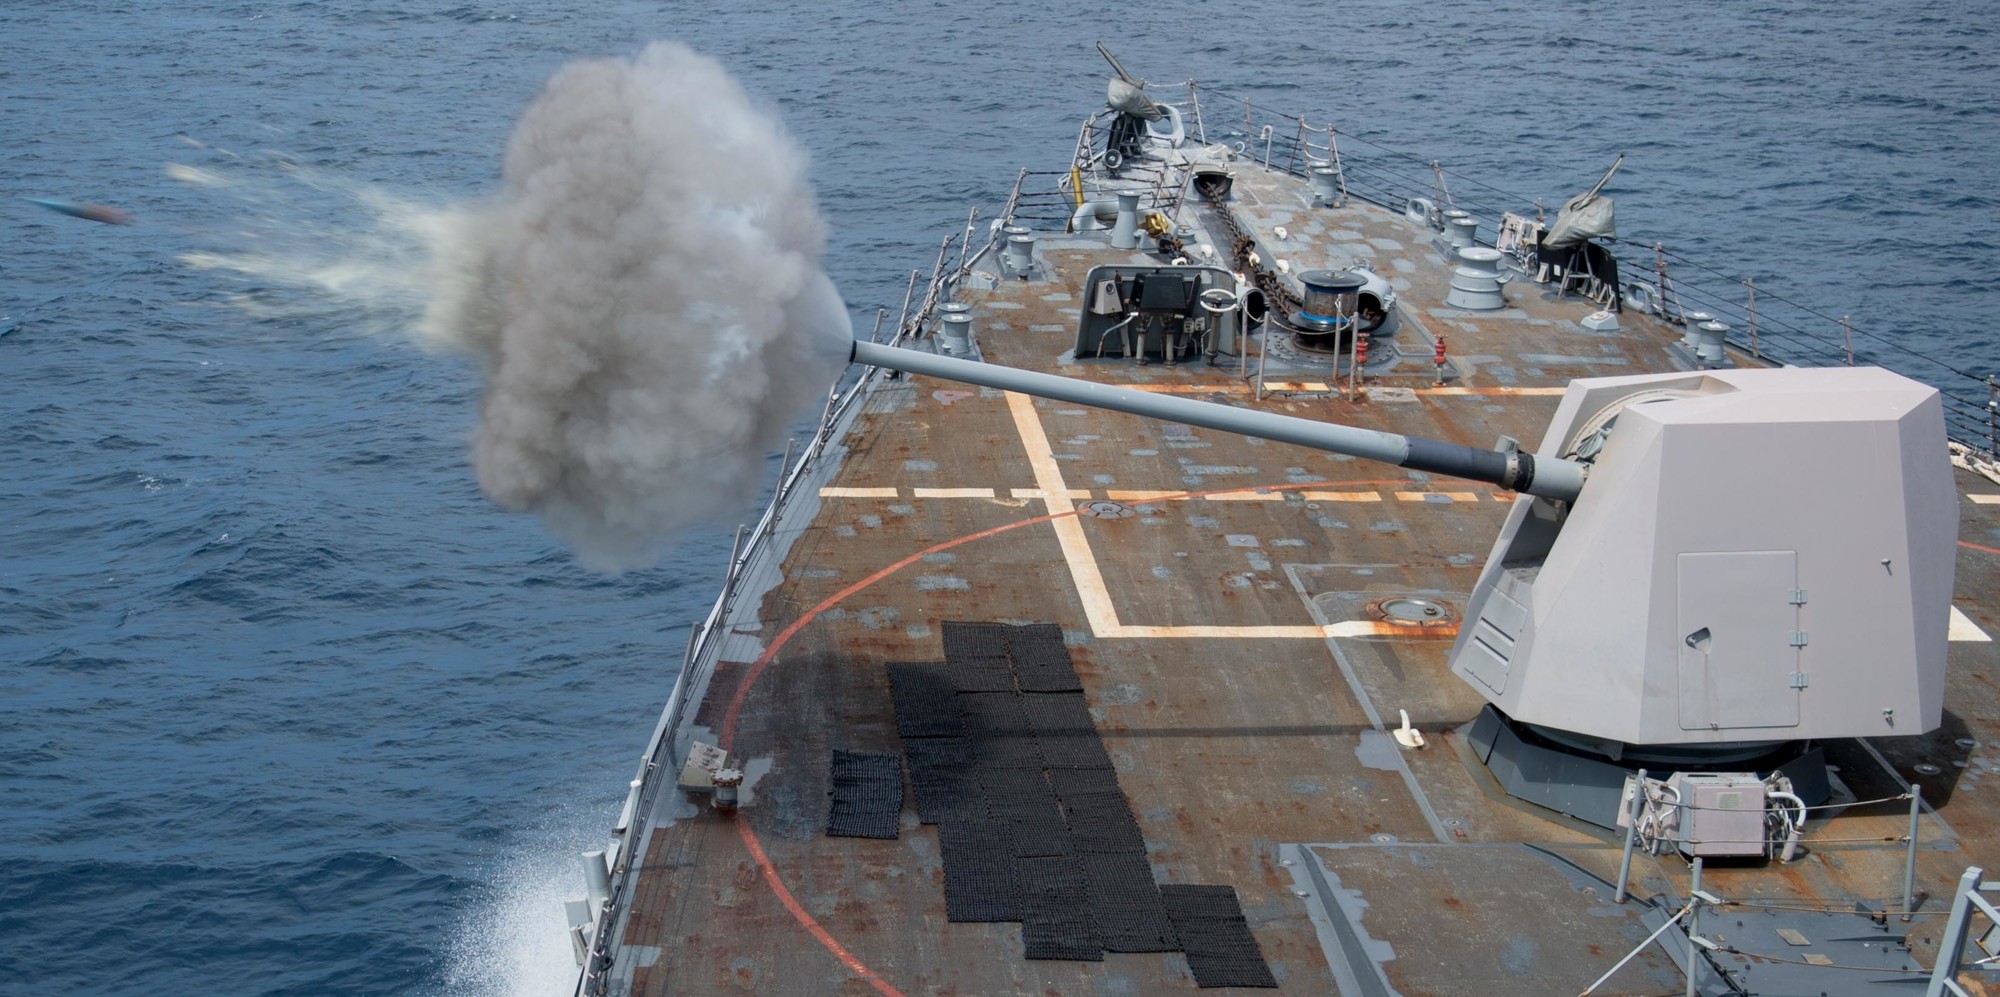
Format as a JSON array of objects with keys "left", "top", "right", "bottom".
[{"left": 1670, "top": 773, "right": 1768, "bottom": 858}]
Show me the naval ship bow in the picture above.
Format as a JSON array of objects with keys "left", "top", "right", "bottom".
[{"left": 568, "top": 50, "right": 2000, "bottom": 996}]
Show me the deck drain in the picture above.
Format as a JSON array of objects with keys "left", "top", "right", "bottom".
[
  {"left": 1083, "top": 499, "right": 1135, "bottom": 519},
  {"left": 1364, "top": 596, "right": 1459, "bottom": 629},
  {"left": 1914, "top": 762, "right": 1943, "bottom": 776},
  {"left": 1956, "top": 738, "right": 1980, "bottom": 750},
  {"left": 1370, "top": 833, "right": 1398, "bottom": 844}
]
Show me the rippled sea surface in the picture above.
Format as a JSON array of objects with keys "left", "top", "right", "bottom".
[{"left": 1, "top": 2, "right": 1994, "bottom": 994}]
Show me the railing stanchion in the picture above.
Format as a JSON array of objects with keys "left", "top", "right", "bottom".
[
  {"left": 1615, "top": 767, "right": 1648, "bottom": 903},
  {"left": 1744, "top": 277, "right": 1759, "bottom": 359},
  {"left": 1904, "top": 783, "right": 1923, "bottom": 920}
]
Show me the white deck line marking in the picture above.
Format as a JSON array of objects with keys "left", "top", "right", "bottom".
[
  {"left": 1004, "top": 391, "right": 1323, "bottom": 639},
  {"left": 1394, "top": 491, "right": 1479, "bottom": 503},
  {"left": 913, "top": 487, "right": 995, "bottom": 499},
  {"left": 1006, "top": 391, "right": 1122, "bottom": 636},
  {"left": 1106, "top": 489, "right": 1180, "bottom": 501},
  {"left": 1968, "top": 494, "right": 2000, "bottom": 505},
  {"left": 1302, "top": 490, "right": 1383, "bottom": 502},
  {"left": 1263, "top": 381, "right": 1332, "bottom": 392},
  {"left": 1323, "top": 620, "right": 1459, "bottom": 638},
  {"left": 1424, "top": 386, "right": 1567, "bottom": 396},
  {"left": 1950, "top": 605, "right": 1991, "bottom": 642},
  {"left": 1205, "top": 491, "right": 1284, "bottom": 502},
  {"left": 1114, "top": 384, "right": 1241, "bottom": 394},
  {"left": 819, "top": 486, "right": 899, "bottom": 498}
]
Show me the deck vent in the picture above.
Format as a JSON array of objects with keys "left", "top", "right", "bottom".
[
  {"left": 1110, "top": 191, "right": 1142, "bottom": 249},
  {"left": 1444, "top": 247, "right": 1510, "bottom": 310}
]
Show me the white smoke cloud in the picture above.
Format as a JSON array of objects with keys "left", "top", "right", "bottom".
[{"left": 422, "top": 42, "right": 853, "bottom": 570}]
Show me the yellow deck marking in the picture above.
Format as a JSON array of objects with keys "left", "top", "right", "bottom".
[
  {"left": 1950, "top": 605, "right": 1991, "bottom": 642},
  {"left": 1005, "top": 391, "right": 1323, "bottom": 639},
  {"left": 913, "top": 487, "right": 995, "bottom": 499},
  {"left": 1395, "top": 491, "right": 1480, "bottom": 503},
  {"left": 1263, "top": 381, "right": 1332, "bottom": 392},
  {"left": 1303, "top": 490, "right": 1383, "bottom": 502},
  {"left": 1968, "top": 494, "right": 2000, "bottom": 505},
  {"left": 820, "top": 486, "right": 899, "bottom": 498}
]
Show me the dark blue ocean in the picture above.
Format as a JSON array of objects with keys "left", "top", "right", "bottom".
[{"left": 2, "top": 2, "right": 1994, "bottom": 993}]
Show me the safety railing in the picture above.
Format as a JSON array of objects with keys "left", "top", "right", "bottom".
[{"left": 1928, "top": 866, "right": 2000, "bottom": 996}]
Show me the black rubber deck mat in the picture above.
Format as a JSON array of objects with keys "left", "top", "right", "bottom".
[
  {"left": 942, "top": 654, "right": 1018, "bottom": 693},
  {"left": 942, "top": 621, "right": 1012, "bottom": 659},
  {"left": 956, "top": 691, "right": 1033, "bottom": 733},
  {"left": 1017, "top": 854, "right": 1103, "bottom": 961},
  {"left": 1158, "top": 884, "right": 1277, "bottom": 988},
  {"left": 1081, "top": 850, "right": 1180, "bottom": 952},
  {"left": 884, "top": 662, "right": 964, "bottom": 739},
  {"left": 902, "top": 736, "right": 979, "bottom": 825},
  {"left": 1021, "top": 691, "right": 1095, "bottom": 735},
  {"left": 938, "top": 817, "right": 1022, "bottom": 922},
  {"left": 1013, "top": 662, "right": 1085, "bottom": 694},
  {"left": 1039, "top": 736, "right": 1115, "bottom": 770},
  {"left": 968, "top": 731, "right": 1047, "bottom": 771},
  {"left": 1063, "top": 802, "right": 1147, "bottom": 854},
  {"left": 1048, "top": 767, "right": 1124, "bottom": 798},
  {"left": 921, "top": 622, "right": 1188, "bottom": 963},
  {"left": 825, "top": 750, "right": 905, "bottom": 840},
  {"left": 1003, "top": 622, "right": 1067, "bottom": 653},
  {"left": 972, "top": 767, "right": 1068, "bottom": 857}
]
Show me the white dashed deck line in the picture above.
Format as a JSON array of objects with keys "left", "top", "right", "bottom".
[
  {"left": 819, "top": 486, "right": 900, "bottom": 498},
  {"left": 912, "top": 487, "right": 996, "bottom": 498}
]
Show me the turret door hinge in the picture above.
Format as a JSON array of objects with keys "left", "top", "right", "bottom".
[
  {"left": 1788, "top": 588, "right": 1808, "bottom": 605},
  {"left": 1790, "top": 672, "right": 1810, "bottom": 689},
  {"left": 1789, "top": 630, "right": 1809, "bottom": 647}
]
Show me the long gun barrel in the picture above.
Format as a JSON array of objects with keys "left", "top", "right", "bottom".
[{"left": 849, "top": 339, "right": 1587, "bottom": 502}]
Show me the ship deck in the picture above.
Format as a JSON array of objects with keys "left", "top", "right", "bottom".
[{"left": 606, "top": 160, "right": 2000, "bottom": 995}]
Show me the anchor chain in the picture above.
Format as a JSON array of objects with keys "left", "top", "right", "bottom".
[{"left": 1196, "top": 184, "right": 1300, "bottom": 324}]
